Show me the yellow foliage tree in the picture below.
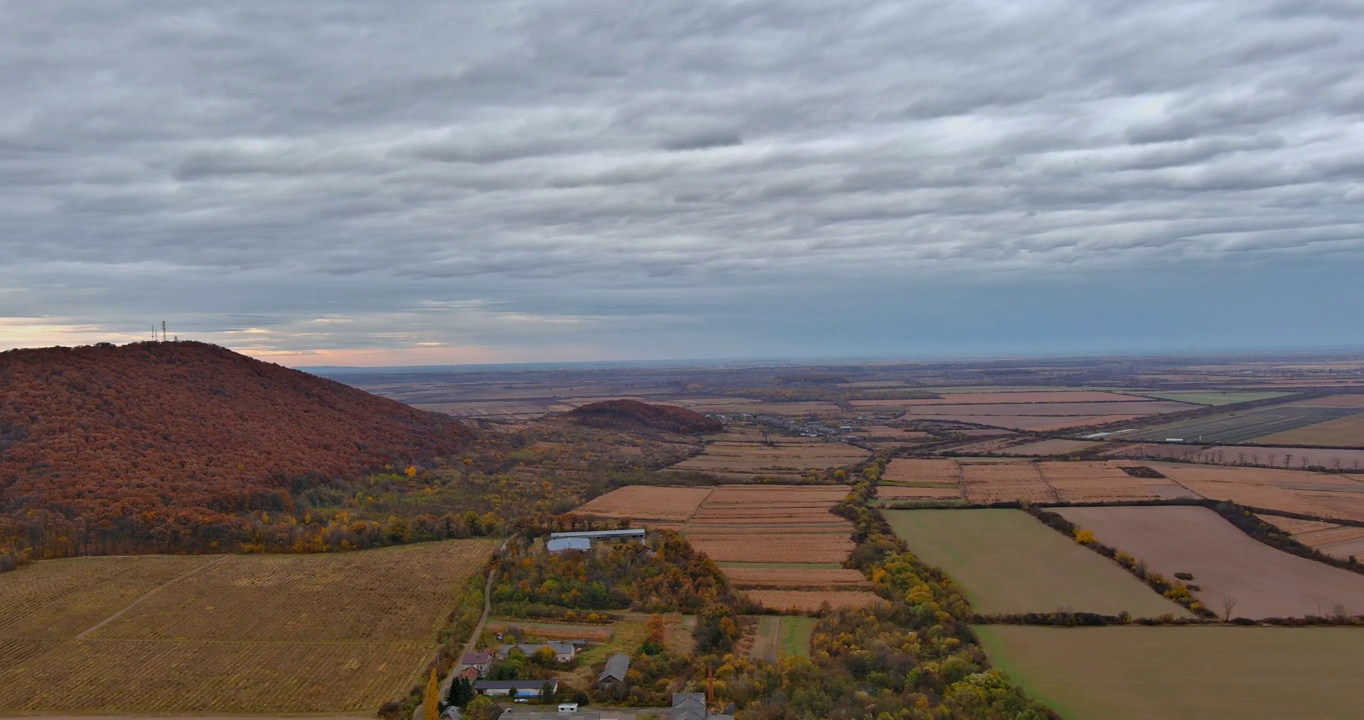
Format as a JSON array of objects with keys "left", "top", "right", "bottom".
[
  {"left": 405, "top": 465, "right": 418, "bottom": 478},
  {"left": 422, "top": 668, "right": 439, "bottom": 720},
  {"left": 1074, "top": 528, "right": 1096, "bottom": 544}
]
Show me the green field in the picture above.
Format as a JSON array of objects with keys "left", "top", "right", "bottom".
[
  {"left": 1138, "top": 391, "right": 1293, "bottom": 406},
  {"left": 976, "top": 626, "right": 1364, "bottom": 720},
  {"left": 884, "top": 510, "right": 1188, "bottom": 617},
  {"left": 778, "top": 616, "right": 815, "bottom": 657},
  {"left": 750, "top": 615, "right": 815, "bottom": 661}
]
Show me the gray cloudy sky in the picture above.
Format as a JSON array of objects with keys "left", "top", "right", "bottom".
[{"left": 3, "top": 1, "right": 1363, "bottom": 365}]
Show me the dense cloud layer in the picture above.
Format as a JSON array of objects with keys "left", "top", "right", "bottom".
[{"left": 3, "top": 1, "right": 1362, "bottom": 363}]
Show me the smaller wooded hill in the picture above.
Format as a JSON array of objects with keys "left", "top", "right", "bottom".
[
  {"left": 566, "top": 399, "right": 722, "bottom": 435},
  {"left": 0, "top": 342, "right": 471, "bottom": 558}
]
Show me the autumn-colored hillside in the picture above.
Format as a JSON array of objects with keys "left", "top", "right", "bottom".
[
  {"left": 566, "top": 399, "right": 722, "bottom": 435},
  {"left": 0, "top": 342, "right": 470, "bottom": 560}
]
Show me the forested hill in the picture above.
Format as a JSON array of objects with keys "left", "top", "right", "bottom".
[
  {"left": 0, "top": 341, "right": 471, "bottom": 561},
  {"left": 566, "top": 399, "right": 722, "bottom": 434}
]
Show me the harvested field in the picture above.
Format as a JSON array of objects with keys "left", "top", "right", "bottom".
[
  {"left": 996, "top": 439, "right": 1102, "bottom": 456},
  {"left": 747, "top": 590, "right": 883, "bottom": 612},
  {"left": 703, "top": 484, "right": 851, "bottom": 504},
  {"left": 894, "top": 391, "right": 1152, "bottom": 405},
  {"left": 855, "top": 426, "right": 933, "bottom": 441},
  {"left": 1255, "top": 413, "right": 1364, "bottom": 448},
  {"left": 885, "top": 510, "right": 1188, "bottom": 618},
  {"left": 960, "top": 462, "right": 1059, "bottom": 503},
  {"left": 1150, "top": 462, "right": 1364, "bottom": 521},
  {"left": 1292, "top": 394, "right": 1364, "bottom": 408},
  {"left": 666, "top": 429, "right": 868, "bottom": 480},
  {"left": 0, "top": 540, "right": 497, "bottom": 713},
  {"left": 1128, "top": 405, "right": 1363, "bottom": 444},
  {"left": 1113, "top": 443, "right": 1364, "bottom": 470},
  {"left": 1254, "top": 514, "right": 1339, "bottom": 535},
  {"left": 976, "top": 626, "right": 1364, "bottom": 720},
  {"left": 1038, "top": 461, "right": 1193, "bottom": 503},
  {"left": 900, "top": 401, "right": 1194, "bottom": 417},
  {"left": 884, "top": 458, "right": 961, "bottom": 483},
  {"left": 672, "top": 398, "right": 846, "bottom": 415},
  {"left": 1137, "top": 391, "right": 1294, "bottom": 406},
  {"left": 415, "top": 400, "right": 573, "bottom": 419},
  {"left": 876, "top": 485, "right": 963, "bottom": 500},
  {"left": 910, "top": 413, "right": 1147, "bottom": 431},
  {"left": 1056, "top": 506, "right": 1364, "bottom": 618},
  {"left": 724, "top": 566, "right": 871, "bottom": 589},
  {"left": 1251, "top": 515, "right": 1364, "bottom": 560},
  {"left": 573, "top": 485, "right": 713, "bottom": 523},
  {"left": 687, "top": 534, "right": 854, "bottom": 564}
]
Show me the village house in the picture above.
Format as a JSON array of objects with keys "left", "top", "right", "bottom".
[
  {"left": 461, "top": 651, "right": 493, "bottom": 677},
  {"left": 594, "top": 652, "right": 631, "bottom": 693}
]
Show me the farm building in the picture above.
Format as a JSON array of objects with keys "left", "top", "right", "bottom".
[
  {"left": 497, "top": 641, "right": 577, "bottom": 662},
  {"left": 550, "top": 529, "right": 646, "bottom": 542},
  {"left": 472, "top": 679, "right": 559, "bottom": 698},
  {"left": 547, "top": 529, "right": 646, "bottom": 554},
  {"left": 595, "top": 652, "right": 631, "bottom": 691},
  {"left": 547, "top": 537, "right": 593, "bottom": 553}
]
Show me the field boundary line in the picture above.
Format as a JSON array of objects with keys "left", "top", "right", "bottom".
[
  {"left": 1032, "top": 463, "right": 1062, "bottom": 503},
  {"left": 683, "top": 486, "right": 718, "bottom": 530},
  {"left": 76, "top": 556, "right": 230, "bottom": 641}
]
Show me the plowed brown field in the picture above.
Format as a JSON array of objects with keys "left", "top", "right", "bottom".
[
  {"left": 688, "top": 534, "right": 855, "bottom": 564},
  {"left": 724, "top": 567, "right": 871, "bottom": 589},
  {"left": 1056, "top": 506, "right": 1364, "bottom": 619},
  {"left": 574, "top": 485, "right": 713, "bottom": 522}
]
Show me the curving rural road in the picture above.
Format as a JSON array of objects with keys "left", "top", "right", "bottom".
[{"left": 419, "top": 537, "right": 509, "bottom": 719}]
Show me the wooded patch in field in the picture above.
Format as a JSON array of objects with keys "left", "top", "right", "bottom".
[
  {"left": 746, "top": 590, "right": 883, "bottom": 613},
  {"left": 1056, "top": 506, "right": 1364, "bottom": 619},
  {"left": 885, "top": 510, "right": 1188, "bottom": 618},
  {"left": 0, "top": 540, "right": 496, "bottom": 713},
  {"left": 976, "top": 626, "right": 1364, "bottom": 720}
]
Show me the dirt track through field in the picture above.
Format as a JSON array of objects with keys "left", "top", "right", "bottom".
[{"left": 1057, "top": 506, "right": 1364, "bottom": 618}]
